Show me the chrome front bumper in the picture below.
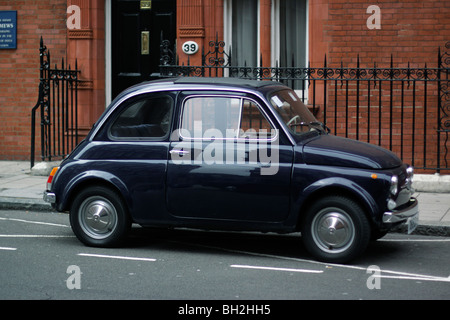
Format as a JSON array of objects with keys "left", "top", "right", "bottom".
[
  {"left": 43, "top": 191, "right": 56, "bottom": 204},
  {"left": 382, "top": 197, "right": 419, "bottom": 224}
]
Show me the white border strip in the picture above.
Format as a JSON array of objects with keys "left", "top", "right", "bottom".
[
  {"left": 0, "top": 217, "right": 69, "bottom": 228},
  {"left": 230, "top": 264, "right": 323, "bottom": 274},
  {"left": 78, "top": 253, "right": 156, "bottom": 262}
]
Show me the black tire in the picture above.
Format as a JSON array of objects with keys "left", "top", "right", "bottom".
[
  {"left": 70, "top": 186, "right": 131, "bottom": 247},
  {"left": 301, "top": 195, "right": 371, "bottom": 263},
  {"left": 370, "top": 229, "right": 388, "bottom": 241}
]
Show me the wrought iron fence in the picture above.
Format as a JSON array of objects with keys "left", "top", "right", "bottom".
[
  {"left": 31, "top": 37, "right": 80, "bottom": 168},
  {"left": 160, "top": 38, "right": 450, "bottom": 173}
]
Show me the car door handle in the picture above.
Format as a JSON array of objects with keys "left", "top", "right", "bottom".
[{"left": 170, "top": 149, "right": 190, "bottom": 155}]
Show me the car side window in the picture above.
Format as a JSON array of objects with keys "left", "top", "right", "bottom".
[
  {"left": 181, "top": 96, "right": 241, "bottom": 138},
  {"left": 110, "top": 94, "right": 173, "bottom": 140},
  {"left": 180, "top": 96, "right": 275, "bottom": 140},
  {"left": 239, "top": 99, "right": 274, "bottom": 139}
]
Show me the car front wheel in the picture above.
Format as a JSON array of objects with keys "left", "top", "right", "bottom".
[
  {"left": 301, "top": 195, "right": 371, "bottom": 263},
  {"left": 70, "top": 186, "right": 131, "bottom": 247}
]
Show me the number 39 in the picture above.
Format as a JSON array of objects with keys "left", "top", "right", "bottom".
[{"left": 182, "top": 41, "right": 199, "bottom": 55}]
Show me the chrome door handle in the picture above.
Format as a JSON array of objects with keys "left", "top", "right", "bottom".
[{"left": 170, "top": 149, "right": 190, "bottom": 155}]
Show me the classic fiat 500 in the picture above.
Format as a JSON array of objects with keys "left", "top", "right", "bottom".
[{"left": 44, "top": 77, "right": 418, "bottom": 263}]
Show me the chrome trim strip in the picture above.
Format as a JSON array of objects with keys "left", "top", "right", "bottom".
[
  {"left": 382, "top": 197, "right": 419, "bottom": 224},
  {"left": 90, "top": 80, "right": 297, "bottom": 146},
  {"left": 43, "top": 191, "right": 56, "bottom": 204},
  {"left": 177, "top": 94, "right": 279, "bottom": 143}
]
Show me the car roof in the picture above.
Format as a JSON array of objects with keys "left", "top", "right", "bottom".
[
  {"left": 94, "top": 77, "right": 291, "bottom": 142},
  {"left": 121, "top": 77, "right": 286, "bottom": 95},
  {"left": 110, "top": 77, "right": 288, "bottom": 113},
  {"left": 173, "top": 77, "right": 283, "bottom": 88}
]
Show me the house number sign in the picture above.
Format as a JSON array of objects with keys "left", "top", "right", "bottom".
[{"left": 182, "top": 41, "right": 199, "bottom": 55}]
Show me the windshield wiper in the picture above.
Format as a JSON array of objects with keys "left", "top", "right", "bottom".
[
  {"left": 289, "top": 121, "right": 309, "bottom": 128},
  {"left": 309, "top": 121, "right": 331, "bottom": 134},
  {"left": 290, "top": 121, "right": 330, "bottom": 134}
]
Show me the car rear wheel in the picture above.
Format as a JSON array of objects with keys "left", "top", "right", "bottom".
[
  {"left": 70, "top": 186, "right": 131, "bottom": 247},
  {"left": 301, "top": 195, "right": 371, "bottom": 263}
]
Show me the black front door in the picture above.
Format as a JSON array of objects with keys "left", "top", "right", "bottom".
[{"left": 112, "top": 0, "right": 176, "bottom": 99}]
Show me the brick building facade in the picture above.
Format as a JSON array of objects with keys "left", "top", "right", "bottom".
[{"left": 0, "top": 0, "right": 448, "bottom": 171}]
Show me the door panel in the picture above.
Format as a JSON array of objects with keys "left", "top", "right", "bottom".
[
  {"left": 112, "top": 0, "right": 176, "bottom": 99},
  {"left": 166, "top": 94, "right": 293, "bottom": 223},
  {"left": 167, "top": 141, "right": 293, "bottom": 222}
]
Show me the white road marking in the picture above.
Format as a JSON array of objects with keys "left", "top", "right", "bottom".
[
  {"left": 0, "top": 234, "right": 74, "bottom": 238},
  {"left": 78, "top": 253, "right": 156, "bottom": 262},
  {"left": 1, "top": 214, "right": 448, "bottom": 283},
  {"left": 178, "top": 241, "right": 450, "bottom": 283},
  {"left": 0, "top": 217, "right": 69, "bottom": 228},
  {"left": 374, "top": 274, "right": 450, "bottom": 283},
  {"left": 0, "top": 247, "right": 17, "bottom": 251},
  {"left": 380, "top": 238, "right": 450, "bottom": 242},
  {"left": 230, "top": 264, "right": 323, "bottom": 274}
]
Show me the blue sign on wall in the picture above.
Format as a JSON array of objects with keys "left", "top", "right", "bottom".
[{"left": 0, "top": 11, "right": 17, "bottom": 49}]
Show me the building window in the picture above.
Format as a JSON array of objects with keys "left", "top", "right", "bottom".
[
  {"left": 272, "top": 0, "right": 308, "bottom": 91},
  {"left": 223, "top": 0, "right": 308, "bottom": 91},
  {"left": 224, "top": 0, "right": 259, "bottom": 67},
  {"left": 273, "top": 0, "right": 308, "bottom": 68}
]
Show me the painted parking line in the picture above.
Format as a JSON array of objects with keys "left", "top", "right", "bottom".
[
  {"left": 0, "top": 234, "right": 74, "bottom": 238},
  {"left": 380, "top": 238, "right": 450, "bottom": 242},
  {"left": 0, "top": 246, "right": 17, "bottom": 251},
  {"left": 230, "top": 264, "right": 323, "bottom": 274},
  {"left": 374, "top": 273, "right": 450, "bottom": 283},
  {"left": 189, "top": 241, "right": 450, "bottom": 283},
  {"left": 0, "top": 217, "right": 69, "bottom": 228},
  {"left": 78, "top": 253, "right": 157, "bottom": 262}
]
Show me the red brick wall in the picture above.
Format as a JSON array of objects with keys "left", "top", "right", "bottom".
[
  {"left": 310, "top": 0, "right": 450, "bottom": 172},
  {"left": 322, "top": 0, "right": 449, "bottom": 66},
  {"left": 177, "top": 0, "right": 224, "bottom": 67},
  {"left": 0, "top": 0, "right": 67, "bottom": 161}
]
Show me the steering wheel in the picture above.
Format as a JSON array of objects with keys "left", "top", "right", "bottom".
[{"left": 287, "top": 115, "right": 301, "bottom": 127}]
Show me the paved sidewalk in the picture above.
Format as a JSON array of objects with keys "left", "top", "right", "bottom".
[{"left": 0, "top": 161, "right": 449, "bottom": 236}]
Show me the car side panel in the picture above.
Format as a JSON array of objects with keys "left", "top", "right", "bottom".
[
  {"left": 289, "top": 162, "right": 390, "bottom": 228},
  {"left": 54, "top": 142, "right": 170, "bottom": 224}
]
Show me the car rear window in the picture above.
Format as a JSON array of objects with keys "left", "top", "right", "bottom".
[{"left": 110, "top": 94, "right": 174, "bottom": 140}]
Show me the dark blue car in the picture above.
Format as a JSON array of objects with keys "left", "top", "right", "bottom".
[{"left": 44, "top": 77, "right": 418, "bottom": 263}]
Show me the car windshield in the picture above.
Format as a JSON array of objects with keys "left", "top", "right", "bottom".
[{"left": 269, "top": 89, "right": 325, "bottom": 136}]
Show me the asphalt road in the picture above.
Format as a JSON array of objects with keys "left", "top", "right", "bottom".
[{"left": 1, "top": 209, "right": 449, "bottom": 304}]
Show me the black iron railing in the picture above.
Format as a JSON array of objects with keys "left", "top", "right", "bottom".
[
  {"left": 31, "top": 37, "right": 80, "bottom": 168},
  {"left": 160, "top": 39, "right": 450, "bottom": 173}
]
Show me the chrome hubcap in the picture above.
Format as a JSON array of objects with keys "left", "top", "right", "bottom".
[
  {"left": 79, "top": 197, "right": 117, "bottom": 240},
  {"left": 311, "top": 208, "right": 355, "bottom": 254}
]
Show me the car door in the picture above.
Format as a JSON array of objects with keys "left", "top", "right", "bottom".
[
  {"left": 166, "top": 93, "right": 294, "bottom": 223},
  {"left": 102, "top": 92, "right": 175, "bottom": 223}
]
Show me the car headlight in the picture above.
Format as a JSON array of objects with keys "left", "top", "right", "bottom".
[{"left": 390, "top": 175, "right": 398, "bottom": 196}]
